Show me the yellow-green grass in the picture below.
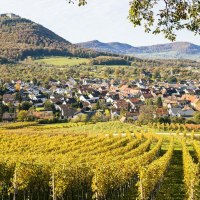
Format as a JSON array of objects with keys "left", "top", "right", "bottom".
[
  {"left": 34, "top": 57, "right": 90, "bottom": 66},
  {"left": 36, "top": 107, "right": 45, "bottom": 111}
]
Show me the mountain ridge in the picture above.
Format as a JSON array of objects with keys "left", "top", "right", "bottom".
[{"left": 77, "top": 40, "right": 200, "bottom": 60}]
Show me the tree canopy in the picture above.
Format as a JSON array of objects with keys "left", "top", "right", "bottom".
[{"left": 68, "top": 0, "right": 200, "bottom": 41}]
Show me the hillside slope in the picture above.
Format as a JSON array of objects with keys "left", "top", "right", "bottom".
[{"left": 0, "top": 14, "right": 107, "bottom": 62}]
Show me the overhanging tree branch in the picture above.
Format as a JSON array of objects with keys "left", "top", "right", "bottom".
[{"left": 67, "top": 0, "right": 200, "bottom": 41}]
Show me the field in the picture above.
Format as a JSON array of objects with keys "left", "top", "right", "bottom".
[
  {"left": 33, "top": 57, "right": 132, "bottom": 69},
  {"left": 34, "top": 57, "right": 90, "bottom": 66},
  {"left": 0, "top": 121, "right": 200, "bottom": 200}
]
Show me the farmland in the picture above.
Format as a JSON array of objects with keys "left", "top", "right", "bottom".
[
  {"left": 0, "top": 121, "right": 199, "bottom": 200},
  {"left": 34, "top": 57, "right": 90, "bottom": 66}
]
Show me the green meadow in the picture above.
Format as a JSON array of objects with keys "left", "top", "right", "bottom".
[{"left": 34, "top": 57, "right": 90, "bottom": 66}]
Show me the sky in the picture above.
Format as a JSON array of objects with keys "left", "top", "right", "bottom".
[{"left": 1, "top": 0, "right": 200, "bottom": 46}]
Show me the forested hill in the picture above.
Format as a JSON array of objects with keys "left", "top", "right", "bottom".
[{"left": 0, "top": 14, "right": 109, "bottom": 63}]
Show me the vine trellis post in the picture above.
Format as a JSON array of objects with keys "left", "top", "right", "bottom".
[
  {"left": 13, "top": 169, "right": 17, "bottom": 200},
  {"left": 52, "top": 173, "right": 57, "bottom": 200}
]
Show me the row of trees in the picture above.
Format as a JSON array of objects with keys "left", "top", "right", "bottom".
[
  {"left": 149, "top": 122, "right": 200, "bottom": 134},
  {"left": 89, "top": 56, "right": 130, "bottom": 66}
]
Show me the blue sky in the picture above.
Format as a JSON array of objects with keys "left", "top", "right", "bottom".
[{"left": 1, "top": 0, "right": 200, "bottom": 46}]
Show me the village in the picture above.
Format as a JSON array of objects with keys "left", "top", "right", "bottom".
[{"left": 0, "top": 75, "right": 200, "bottom": 124}]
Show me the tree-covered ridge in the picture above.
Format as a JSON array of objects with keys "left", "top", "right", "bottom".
[
  {"left": 0, "top": 17, "right": 70, "bottom": 45},
  {"left": 0, "top": 15, "right": 109, "bottom": 62}
]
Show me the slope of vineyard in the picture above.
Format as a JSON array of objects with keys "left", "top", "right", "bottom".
[
  {"left": 156, "top": 141, "right": 186, "bottom": 200},
  {"left": 0, "top": 121, "right": 199, "bottom": 200}
]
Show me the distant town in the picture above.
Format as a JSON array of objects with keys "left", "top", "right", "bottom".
[{"left": 0, "top": 75, "right": 200, "bottom": 124}]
